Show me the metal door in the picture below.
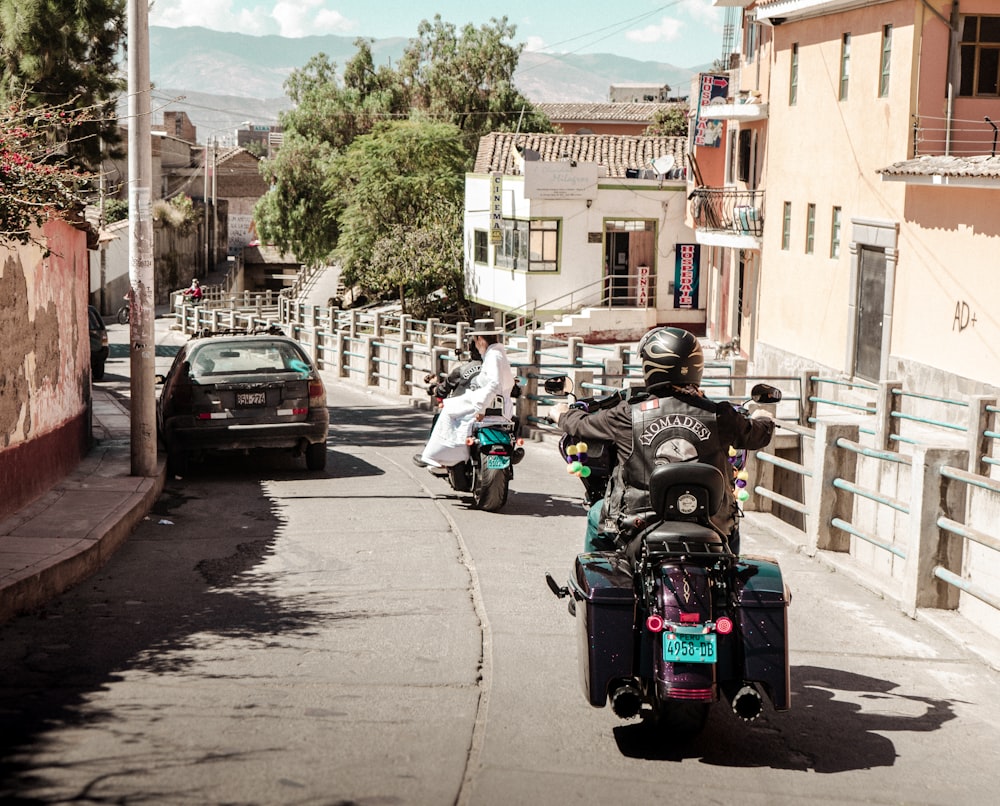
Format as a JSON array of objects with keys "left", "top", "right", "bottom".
[{"left": 854, "top": 246, "right": 886, "bottom": 382}]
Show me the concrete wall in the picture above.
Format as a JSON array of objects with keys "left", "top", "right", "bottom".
[{"left": 0, "top": 221, "right": 92, "bottom": 521}]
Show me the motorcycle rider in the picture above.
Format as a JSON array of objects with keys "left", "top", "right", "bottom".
[
  {"left": 425, "top": 338, "right": 483, "bottom": 407},
  {"left": 415, "top": 318, "right": 516, "bottom": 470},
  {"left": 415, "top": 338, "right": 483, "bottom": 461},
  {"left": 551, "top": 326, "right": 774, "bottom": 555}
]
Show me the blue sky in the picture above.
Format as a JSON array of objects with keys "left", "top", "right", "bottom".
[{"left": 149, "top": 0, "right": 726, "bottom": 67}]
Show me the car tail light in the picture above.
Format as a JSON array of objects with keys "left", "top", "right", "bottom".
[{"left": 308, "top": 378, "right": 326, "bottom": 409}]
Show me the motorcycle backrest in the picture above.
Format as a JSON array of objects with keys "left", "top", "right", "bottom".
[{"left": 648, "top": 462, "right": 728, "bottom": 522}]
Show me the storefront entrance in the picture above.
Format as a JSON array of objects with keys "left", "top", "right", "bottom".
[{"left": 604, "top": 220, "right": 656, "bottom": 307}]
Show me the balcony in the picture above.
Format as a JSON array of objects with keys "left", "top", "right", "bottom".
[{"left": 689, "top": 187, "right": 765, "bottom": 247}]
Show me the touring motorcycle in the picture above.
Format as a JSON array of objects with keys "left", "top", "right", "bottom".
[{"left": 544, "top": 377, "right": 790, "bottom": 737}]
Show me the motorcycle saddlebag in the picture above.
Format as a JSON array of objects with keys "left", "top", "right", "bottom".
[
  {"left": 735, "top": 556, "right": 791, "bottom": 710},
  {"left": 569, "top": 552, "right": 636, "bottom": 707}
]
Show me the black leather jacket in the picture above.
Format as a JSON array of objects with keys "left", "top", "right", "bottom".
[{"left": 560, "top": 387, "right": 774, "bottom": 537}]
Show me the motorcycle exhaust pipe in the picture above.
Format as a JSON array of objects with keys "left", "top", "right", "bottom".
[
  {"left": 610, "top": 681, "right": 642, "bottom": 719},
  {"left": 729, "top": 684, "right": 763, "bottom": 722}
]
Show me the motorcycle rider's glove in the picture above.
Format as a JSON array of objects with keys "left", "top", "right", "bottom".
[
  {"left": 746, "top": 402, "right": 775, "bottom": 421},
  {"left": 550, "top": 402, "right": 570, "bottom": 425}
]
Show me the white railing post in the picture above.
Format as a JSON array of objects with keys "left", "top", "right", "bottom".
[
  {"left": 806, "top": 422, "right": 859, "bottom": 556},
  {"left": 902, "top": 446, "right": 968, "bottom": 616}
]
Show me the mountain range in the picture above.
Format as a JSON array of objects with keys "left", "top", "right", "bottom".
[{"left": 147, "top": 26, "right": 708, "bottom": 141}]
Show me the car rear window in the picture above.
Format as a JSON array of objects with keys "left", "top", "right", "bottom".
[{"left": 189, "top": 340, "right": 312, "bottom": 378}]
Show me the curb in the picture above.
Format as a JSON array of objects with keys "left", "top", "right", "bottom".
[{"left": 0, "top": 457, "right": 167, "bottom": 623}]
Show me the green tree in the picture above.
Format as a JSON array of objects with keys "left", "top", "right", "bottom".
[
  {"left": 256, "top": 19, "right": 552, "bottom": 312},
  {"left": 0, "top": 0, "right": 126, "bottom": 171},
  {"left": 367, "top": 209, "right": 467, "bottom": 318},
  {"left": 255, "top": 46, "right": 410, "bottom": 266},
  {"left": 327, "top": 119, "right": 469, "bottom": 302},
  {"left": 643, "top": 104, "right": 690, "bottom": 137},
  {"left": 398, "top": 15, "right": 555, "bottom": 155}
]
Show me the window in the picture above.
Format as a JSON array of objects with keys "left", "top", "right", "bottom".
[
  {"left": 737, "top": 129, "right": 752, "bottom": 183},
  {"left": 782, "top": 202, "right": 792, "bottom": 250},
  {"left": 473, "top": 230, "right": 489, "bottom": 264},
  {"left": 879, "top": 25, "right": 892, "bottom": 97},
  {"left": 840, "top": 34, "right": 851, "bottom": 101},
  {"left": 830, "top": 206, "right": 842, "bottom": 258},
  {"left": 495, "top": 219, "right": 559, "bottom": 272},
  {"left": 960, "top": 16, "right": 1000, "bottom": 96},
  {"left": 789, "top": 44, "right": 799, "bottom": 106},
  {"left": 528, "top": 219, "right": 559, "bottom": 272},
  {"left": 744, "top": 13, "right": 759, "bottom": 65},
  {"left": 806, "top": 204, "right": 816, "bottom": 254}
]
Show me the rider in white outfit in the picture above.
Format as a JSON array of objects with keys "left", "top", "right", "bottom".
[{"left": 417, "top": 319, "right": 515, "bottom": 469}]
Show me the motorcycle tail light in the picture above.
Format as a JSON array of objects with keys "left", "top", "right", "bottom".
[
  {"left": 645, "top": 614, "right": 665, "bottom": 633},
  {"left": 466, "top": 437, "right": 475, "bottom": 446},
  {"left": 679, "top": 612, "right": 701, "bottom": 624},
  {"left": 516, "top": 438, "right": 524, "bottom": 446},
  {"left": 715, "top": 616, "right": 734, "bottom": 635}
]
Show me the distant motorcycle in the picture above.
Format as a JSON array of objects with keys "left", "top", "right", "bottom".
[
  {"left": 544, "top": 377, "right": 791, "bottom": 738},
  {"left": 423, "top": 371, "right": 523, "bottom": 512}
]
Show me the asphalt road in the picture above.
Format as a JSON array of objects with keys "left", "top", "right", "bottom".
[{"left": 1, "top": 318, "right": 998, "bottom": 804}]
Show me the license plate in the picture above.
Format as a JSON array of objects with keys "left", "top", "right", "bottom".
[
  {"left": 663, "top": 633, "right": 717, "bottom": 664},
  {"left": 235, "top": 391, "right": 266, "bottom": 407},
  {"left": 486, "top": 454, "right": 509, "bottom": 469}
]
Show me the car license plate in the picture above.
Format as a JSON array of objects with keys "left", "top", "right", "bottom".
[
  {"left": 486, "top": 454, "right": 509, "bottom": 470},
  {"left": 235, "top": 391, "right": 266, "bottom": 407},
  {"left": 663, "top": 633, "right": 716, "bottom": 664}
]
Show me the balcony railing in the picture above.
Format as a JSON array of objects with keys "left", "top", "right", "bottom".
[{"left": 689, "top": 187, "right": 765, "bottom": 237}]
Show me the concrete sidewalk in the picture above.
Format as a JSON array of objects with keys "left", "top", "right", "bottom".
[{"left": 0, "top": 389, "right": 166, "bottom": 623}]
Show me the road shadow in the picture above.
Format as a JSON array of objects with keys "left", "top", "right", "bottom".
[
  {"left": 612, "top": 665, "right": 956, "bottom": 771},
  {"left": 0, "top": 475, "right": 332, "bottom": 801}
]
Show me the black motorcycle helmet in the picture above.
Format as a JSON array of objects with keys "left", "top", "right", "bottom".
[{"left": 636, "top": 326, "right": 704, "bottom": 392}]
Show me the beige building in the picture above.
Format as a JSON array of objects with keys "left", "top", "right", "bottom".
[{"left": 692, "top": 0, "right": 1000, "bottom": 394}]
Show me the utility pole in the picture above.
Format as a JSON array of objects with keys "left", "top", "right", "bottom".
[{"left": 127, "top": 0, "right": 156, "bottom": 476}]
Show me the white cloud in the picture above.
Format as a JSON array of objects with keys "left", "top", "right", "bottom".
[
  {"left": 682, "top": 0, "right": 722, "bottom": 27},
  {"left": 625, "top": 17, "right": 684, "bottom": 46},
  {"left": 272, "top": 0, "right": 355, "bottom": 38},
  {"left": 522, "top": 35, "right": 546, "bottom": 53},
  {"left": 150, "top": 1, "right": 357, "bottom": 38},
  {"left": 150, "top": 1, "right": 256, "bottom": 33}
]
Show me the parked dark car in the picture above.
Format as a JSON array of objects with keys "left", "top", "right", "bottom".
[
  {"left": 156, "top": 327, "right": 330, "bottom": 474},
  {"left": 88, "top": 305, "right": 109, "bottom": 381}
]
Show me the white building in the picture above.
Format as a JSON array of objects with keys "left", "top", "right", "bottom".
[{"left": 464, "top": 133, "right": 700, "bottom": 341}]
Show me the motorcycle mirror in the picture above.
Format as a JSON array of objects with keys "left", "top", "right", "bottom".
[
  {"left": 750, "top": 383, "right": 782, "bottom": 404},
  {"left": 544, "top": 375, "right": 573, "bottom": 396}
]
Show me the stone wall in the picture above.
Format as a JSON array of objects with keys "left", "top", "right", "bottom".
[{"left": 0, "top": 221, "right": 92, "bottom": 520}]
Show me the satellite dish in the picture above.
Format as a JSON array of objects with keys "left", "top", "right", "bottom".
[{"left": 650, "top": 155, "right": 675, "bottom": 175}]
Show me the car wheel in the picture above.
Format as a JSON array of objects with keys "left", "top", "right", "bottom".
[{"left": 305, "top": 442, "right": 327, "bottom": 471}]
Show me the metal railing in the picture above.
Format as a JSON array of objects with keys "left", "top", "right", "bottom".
[{"left": 689, "top": 187, "right": 765, "bottom": 236}]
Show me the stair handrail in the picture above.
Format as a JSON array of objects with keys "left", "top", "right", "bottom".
[{"left": 501, "top": 276, "right": 608, "bottom": 333}]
